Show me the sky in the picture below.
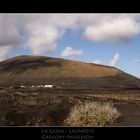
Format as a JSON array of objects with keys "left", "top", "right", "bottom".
[{"left": 0, "top": 14, "right": 140, "bottom": 78}]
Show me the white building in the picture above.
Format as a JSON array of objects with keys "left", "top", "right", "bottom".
[
  {"left": 44, "top": 85, "right": 53, "bottom": 88},
  {"left": 31, "top": 84, "right": 54, "bottom": 88}
]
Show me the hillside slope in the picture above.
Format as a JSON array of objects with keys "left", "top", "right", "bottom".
[{"left": 0, "top": 55, "right": 139, "bottom": 89}]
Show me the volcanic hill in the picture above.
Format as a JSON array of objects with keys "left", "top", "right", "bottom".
[{"left": 0, "top": 55, "right": 139, "bottom": 90}]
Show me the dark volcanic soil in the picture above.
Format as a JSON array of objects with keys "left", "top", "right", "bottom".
[
  {"left": 0, "top": 87, "right": 140, "bottom": 126},
  {"left": 0, "top": 55, "right": 140, "bottom": 90}
]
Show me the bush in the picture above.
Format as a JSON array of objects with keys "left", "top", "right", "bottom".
[{"left": 64, "top": 102, "right": 120, "bottom": 126}]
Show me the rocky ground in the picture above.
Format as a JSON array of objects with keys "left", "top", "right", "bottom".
[{"left": 0, "top": 86, "right": 140, "bottom": 126}]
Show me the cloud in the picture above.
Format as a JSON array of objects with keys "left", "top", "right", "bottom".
[
  {"left": 18, "top": 14, "right": 79, "bottom": 55},
  {"left": 25, "top": 25, "right": 61, "bottom": 54},
  {"left": 0, "top": 15, "right": 24, "bottom": 60},
  {"left": 84, "top": 18, "right": 140, "bottom": 42},
  {"left": 110, "top": 53, "right": 120, "bottom": 66},
  {"left": 133, "top": 59, "right": 140, "bottom": 63},
  {"left": 0, "top": 15, "right": 24, "bottom": 47},
  {"left": 89, "top": 53, "right": 121, "bottom": 67},
  {"left": 43, "top": 14, "right": 79, "bottom": 29},
  {"left": 1, "top": 14, "right": 140, "bottom": 61},
  {"left": 61, "top": 47, "right": 83, "bottom": 58},
  {"left": 0, "top": 14, "right": 79, "bottom": 57},
  {"left": 0, "top": 46, "right": 12, "bottom": 61},
  {"left": 92, "top": 60, "right": 103, "bottom": 65}
]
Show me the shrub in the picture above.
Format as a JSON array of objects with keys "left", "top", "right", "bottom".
[{"left": 64, "top": 102, "right": 120, "bottom": 126}]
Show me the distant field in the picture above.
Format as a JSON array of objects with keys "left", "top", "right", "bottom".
[{"left": 0, "top": 87, "right": 140, "bottom": 126}]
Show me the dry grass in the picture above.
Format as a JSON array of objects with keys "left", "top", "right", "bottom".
[
  {"left": 64, "top": 102, "right": 120, "bottom": 126},
  {"left": 84, "top": 93, "right": 140, "bottom": 103}
]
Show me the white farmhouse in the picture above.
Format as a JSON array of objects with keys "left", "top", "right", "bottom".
[
  {"left": 44, "top": 85, "right": 53, "bottom": 88},
  {"left": 20, "top": 85, "right": 26, "bottom": 88},
  {"left": 31, "top": 84, "right": 54, "bottom": 88}
]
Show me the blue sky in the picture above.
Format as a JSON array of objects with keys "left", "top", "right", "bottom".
[{"left": 0, "top": 14, "right": 140, "bottom": 78}]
